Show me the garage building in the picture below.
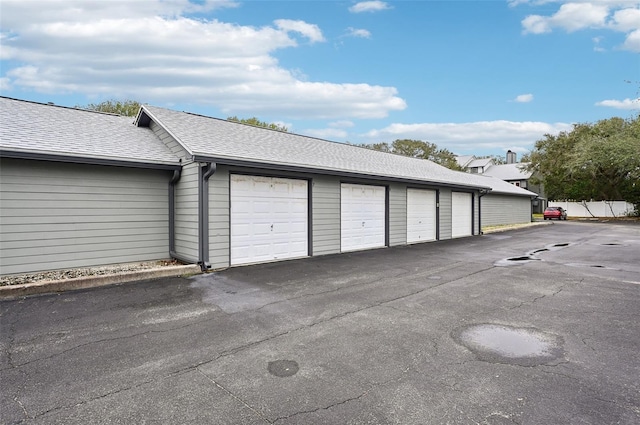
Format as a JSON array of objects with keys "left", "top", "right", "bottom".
[{"left": 0, "top": 97, "right": 536, "bottom": 274}]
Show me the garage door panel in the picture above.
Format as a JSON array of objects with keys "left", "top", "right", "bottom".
[
  {"left": 452, "top": 192, "right": 472, "bottom": 238},
  {"left": 407, "top": 189, "right": 436, "bottom": 243},
  {"left": 341, "top": 183, "right": 386, "bottom": 252},
  {"left": 231, "top": 175, "right": 308, "bottom": 266}
]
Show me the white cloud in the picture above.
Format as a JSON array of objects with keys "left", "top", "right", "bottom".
[
  {"left": 303, "top": 128, "right": 349, "bottom": 139},
  {"left": 622, "top": 29, "right": 640, "bottom": 52},
  {"left": 522, "top": 3, "right": 609, "bottom": 34},
  {"left": 329, "top": 120, "right": 355, "bottom": 128},
  {"left": 274, "top": 19, "right": 325, "bottom": 43},
  {"left": 514, "top": 93, "right": 534, "bottom": 103},
  {"left": 362, "top": 120, "right": 573, "bottom": 151},
  {"left": 0, "top": 0, "right": 406, "bottom": 119},
  {"left": 345, "top": 27, "right": 372, "bottom": 38},
  {"left": 595, "top": 98, "right": 640, "bottom": 110},
  {"left": 610, "top": 6, "right": 640, "bottom": 32},
  {"left": 0, "top": 0, "right": 238, "bottom": 28},
  {"left": 551, "top": 2, "right": 609, "bottom": 32},
  {"left": 349, "top": 1, "right": 391, "bottom": 13},
  {"left": 521, "top": 15, "right": 552, "bottom": 34},
  {"left": 592, "top": 36, "right": 606, "bottom": 52},
  {"left": 520, "top": 2, "right": 640, "bottom": 52},
  {"left": 508, "top": 0, "right": 558, "bottom": 7},
  {"left": 0, "top": 77, "right": 11, "bottom": 91}
]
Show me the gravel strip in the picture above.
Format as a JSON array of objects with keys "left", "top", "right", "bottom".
[{"left": 0, "top": 260, "right": 183, "bottom": 287}]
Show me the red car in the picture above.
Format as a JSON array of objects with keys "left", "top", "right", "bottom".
[{"left": 544, "top": 207, "right": 567, "bottom": 220}]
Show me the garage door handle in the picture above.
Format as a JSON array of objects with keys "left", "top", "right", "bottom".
[
  {"left": 271, "top": 224, "right": 274, "bottom": 231},
  {"left": 362, "top": 221, "right": 365, "bottom": 227}
]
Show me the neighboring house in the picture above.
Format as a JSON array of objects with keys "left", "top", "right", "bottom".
[
  {"left": 0, "top": 97, "right": 536, "bottom": 275},
  {"left": 456, "top": 150, "right": 546, "bottom": 213},
  {"left": 482, "top": 162, "right": 532, "bottom": 188},
  {"left": 466, "top": 157, "right": 494, "bottom": 174},
  {"left": 455, "top": 155, "right": 475, "bottom": 169},
  {"left": 456, "top": 155, "right": 494, "bottom": 173}
]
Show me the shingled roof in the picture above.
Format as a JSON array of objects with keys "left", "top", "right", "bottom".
[
  {"left": 140, "top": 105, "right": 498, "bottom": 191},
  {"left": 483, "top": 163, "right": 534, "bottom": 181},
  {"left": 476, "top": 174, "right": 537, "bottom": 197},
  {"left": 0, "top": 97, "right": 180, "bottom": 168},
  {"left": 0, "top": 97, "right": 537, "bottom": 198}
]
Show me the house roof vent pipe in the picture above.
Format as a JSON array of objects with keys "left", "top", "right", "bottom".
[{"left": 506, "top": 150, "right": 517, "bottom": 164}]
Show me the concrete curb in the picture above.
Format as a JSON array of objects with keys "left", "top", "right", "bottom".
[
  {"left": 0, "top": 264, "right": 202, "bottom": 299},
  {"left": 482, "top": 221, "right": 552, "bottom": 234}
]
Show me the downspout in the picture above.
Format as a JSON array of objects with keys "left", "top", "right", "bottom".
[
  {"left": 198, "top": 162, "right": 217, "bottom": 271},
  {"left": 168, "top": 168, "right": 193, "bottom": 264}
]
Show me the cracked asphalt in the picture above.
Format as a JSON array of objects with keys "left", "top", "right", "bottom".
[{"left": 1, "top": 221, "right": 639, "bottom": 424}]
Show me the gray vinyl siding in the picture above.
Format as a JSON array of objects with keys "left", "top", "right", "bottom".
[
  {"left": 208, "top": 166, "right": 230, "bottom": 269},
  {"left": 473, "top": 193, "right": 480, "bottom": 235},
  {"left": 312, "top": 176, "right": 341, "bottom": 256},
  {"left": 0, "top": 158, "right": 170, "bottom": 275},
  {"left": 481, "top": 194, "right": 532, "bottom": 227},
  {"left": 388, "top": 183, "right": 407, "bottom": 246},
  {"left": 174, "top": 162, "right": 199, "bottom": 263},
  {"left": 150, "top": 118, "right": 198, "bottom": 262},
  {"left": 149, "top": 120, "right": 191, "bottom": 161},
  {"left": 206, "top": 168, "right": 342, "bottom": 268},
  {"left": 439, "top": 189, "right": 452, "bottom": 240},
  {"left": 199, "top": 164, "right": 486, "bottom": 268}
]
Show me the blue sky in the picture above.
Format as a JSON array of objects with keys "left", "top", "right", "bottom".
[{"left": 1, "top": 0, "right": 638, "bottom": 157}]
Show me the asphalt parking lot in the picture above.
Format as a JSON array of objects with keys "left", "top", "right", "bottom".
[{"left": 1, "top": 221, "right": 639, "bottom": 424}]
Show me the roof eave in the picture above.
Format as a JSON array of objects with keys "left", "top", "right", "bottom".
[
  {"left": 192, "top": 154, "right": 491, "bottom": 191},
  {"left": 0, "top": 149, "right": 181, "bottom": 171}
]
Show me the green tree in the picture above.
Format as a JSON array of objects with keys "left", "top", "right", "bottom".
[
  {"left": 227, "top": 116, "right": 288, "bottom": 132},
  {"left": 360, "top": 139, "right": 464, "bottom": 171},
  {"left": 78, "top": 99, "right": 142, "bottom": 117},
  {"left": 527, "top": 115, "right": 640, "bottom": 212}
]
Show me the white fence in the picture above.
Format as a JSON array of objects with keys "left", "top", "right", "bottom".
[{"left": 548, "top": 201, "right": 635, "bottom": 218}]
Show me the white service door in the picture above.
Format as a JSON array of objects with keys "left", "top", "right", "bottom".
[
  {"left": 341, "top": 183, "right": 386, "bottom": 252},
  {"left": 451, "top": 191, "right": 472, "bottom": 238},
  {"left": 407, "top": 188, "right": 437, "bottom": 243},
  {"left": 230, "top": 175, "right": 308, "bottom": 265}
]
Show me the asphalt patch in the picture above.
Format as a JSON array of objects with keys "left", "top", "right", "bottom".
[
  {"left": 268, "top": 360, "right": 299, "bottom": 377},
  {"left": 495, "top": 242, "right": 574, "bottom": 267},
  {"left": 452, "top": 324, "right": 565, "bottom": 367}
]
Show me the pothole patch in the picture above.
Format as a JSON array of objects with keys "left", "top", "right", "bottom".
[
  {"left": 494, "top": 256, "right": 539, "bottom": 266},
  {"left": 452, "top": 324, "right": 564, "bottom": 366},
  {"left": 268, "top": 360, "right": 299, "bottom": 377},
  {"left": 531, "top": 248, "right": 549, "bottom": 254},
  {"left": 495, "top": 242, "right": 574, "bottom": 267},
  {"left": 508, "top": 256, "right": 539, "bottom": 262}
]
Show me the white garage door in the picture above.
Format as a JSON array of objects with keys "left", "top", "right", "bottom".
[
  {"left": 341, "top": 183, "right": 386, "bottom": 252},
  {"left": 230, "top": 175, "right": 308, "bottom": 265},
  {"left": 451, "top": 191, "right": 472, "bottom": 238},
  {"left": 407, "top": 188, "right": 437, "bottom": 243}
]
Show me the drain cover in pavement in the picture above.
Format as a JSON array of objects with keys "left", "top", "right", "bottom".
[
  {"left": 452, "top": 324, "right": 564, "bottom": 366},
  {"left": 268, "top": 360, "right": 299, "bottom": 377}
]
